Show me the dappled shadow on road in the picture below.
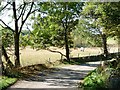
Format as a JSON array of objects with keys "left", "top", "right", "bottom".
[
  {"left": 6, "top": 63, "right": 99, "bottom": 90},
  {"left": 22, "top": 64, "right": 97, "bottom": 87},
  {"left": 43, "top": 69, "right": 90, "bottom": 87}
]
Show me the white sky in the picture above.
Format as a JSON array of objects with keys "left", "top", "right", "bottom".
[{"left": 0, "top": 0, "right": 36, "bottom": 31}]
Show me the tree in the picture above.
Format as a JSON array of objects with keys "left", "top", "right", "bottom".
[
  {"left": 32, "top": 15, "right": 60, "bottom": 49},
  {"left": 20, "top": 30, "right": 32, "bottom": 48},
  {"left": 81, "top": 2, "right": 109, "bottom": 58},
  {"left": 33, "top": 2, "right": 83, "bottom": 63},
  {"left": 99, "top": 2, "right": 120, "bottom": 54},
  {"left": 81, "top": 2, "right": 120, "bottom": 58},
  {"left": 0, "top": 1, "right": 36, "bottom": 67}
]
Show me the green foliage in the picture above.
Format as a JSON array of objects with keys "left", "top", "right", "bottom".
[
  {"left": 100, "top": 2, "right": 120, "bottom": 38},
  {"left": 79, "top": 2, "right": 120, "bottom": 54},
  {"left": 1, "top": 28, "right": 14, "bottom": 48},
  {"left": 72, "top": 2, "right": 106, "bottom": 47},
  {"left": 20, "top": 34, "right": 32, "bottom": 48},
  {"left": 81, "top": 59, "right": 120, "bottom": 89},
  {"left": 1, "top": 27, "right": 32, "bottom": 48},
  {"left": 0, "top": 76, "right": 17, "bottom": 90},
  {"left": 73, "top": 18, "right": 102, "bottom": 47},
  {"left": 32, "top": 2, "right": 84, "bottom": 49},
  {"left": 84, "top": 71, "right": 105, "bottom": 88},
  {"left": 82, "top": 2, "right": 120, "bottom": 38},
  {"left": 18, "top": 30, "right": 34, "bottom": 48},
  {"left": 82, "top": 68, "right": 106, "bottom": 90},
  {"left": 32, "top": 16, "right": 62, "bottom": 48}
]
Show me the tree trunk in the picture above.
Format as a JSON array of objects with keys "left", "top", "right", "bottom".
[
  {"left": 2, "top": 45, "right": 14, "bottom": 68},
  {"left": 14, "top": 33, "right": 20, "bottom": 68},
  {"left": 102, "top": 34, "right": 108, "bottom": 58},
  {"left": 64, "top": 28, "right": 70, "bottom": 63},
  {"left": 118, "top": 37, "right": 120, "bottom": 53},
  {"left": 1, "top": 61, "right": 4, "bottom": 75},
  {"left": 117, "top": 36, "right": 120, "bottom": 60},
  {"left": 13, "top": 2, "right": 20, "bottom": 68},
  {"left": 0, "top": 47, "right": 2, "bottom": 75}
]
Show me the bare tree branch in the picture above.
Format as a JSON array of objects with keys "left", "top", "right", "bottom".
[
  {"left": 0, "top": 3, "right": 9, "bottom": 12},
  {"left": 30, "top": 9, "right": 47, "bottom": 15},
  {"left": 16, "top": 4, "right": 24, "bottom": 11},
  {"left": 19, "top": 2, "right": 34, "bottom": 34},
  {"left": 25, "top": 23, "right": 35, "bottom": 36},
  {"left": 47, "top": 48, "right": 66, "bottom": 58},
  {"left": 17, "top": 2, "right": 26, "bottom": 20},
  {"left": 0, "top": 19, "right": 14, "bottom": 32},
  {"left": 13, "top": 2, "right": 18, "bottom": 30},
  {"left": 21, "top": 6, "right": 26, "bottom": 23},
  {"left": 7, "top": 2, "right": 13, "bottom": 6},
  {"left": 30, "top": 8, "right": 39, "bottom": 14}
]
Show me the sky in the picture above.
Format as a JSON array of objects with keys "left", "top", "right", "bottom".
[
  {"left": 0, "top": 1, "right": 35, "bottom": 31},
  {"left": 0, "top": 0, "right": 50, "bottom": 31}
]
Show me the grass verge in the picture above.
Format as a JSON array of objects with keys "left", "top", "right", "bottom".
[{"left": 0, "top": 76, "right": 17, "bottom": 90}]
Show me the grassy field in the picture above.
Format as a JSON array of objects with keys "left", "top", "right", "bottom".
[
  {"left": 20, "top": 47, "right": 103, "bottom": 66},
  {"left": 5, "top": 46, "right": 117, "bottom": 67},
  {"left": 1, "top": 37, "right": 118, "bottom": 67}
]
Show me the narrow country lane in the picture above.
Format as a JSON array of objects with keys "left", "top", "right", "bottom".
[{"left": 7, "top": 62, "right": 100, "bottom": 90}]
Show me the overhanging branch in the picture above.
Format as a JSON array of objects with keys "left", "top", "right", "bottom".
[
  {"left": 30, "top": 8, "right": 39, "bottom": 14},
  {"left": 19, "top": 2, "right": 34, "bottom": 34},
  {"left": 0, "top": 3, "right": 9, "bottom": 12},
  {"left": 30, "top": 9, "right": 47, "bottom": 15},
  {"left": 47, "top": 48, "right": 66, "bottom": 58},
  {"left": 17, "top": 3, "right": 26, "bottom": 20},
  {"left": 0, "top": 19, "right": 14, "bottom": 32}
]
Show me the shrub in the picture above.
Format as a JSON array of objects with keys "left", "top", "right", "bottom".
[
  {"left": 80, "top": 61, "right": 120, "bottom": 90},
  {"left": 82, "top": 68, "right": 106, "bottom": 90},
  {"left": 0, "top": 76, "right": 17, "bottom": 90}
]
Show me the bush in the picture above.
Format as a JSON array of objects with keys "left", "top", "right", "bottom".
[
  {"left": 81, "top": 68, "right": 106, "bottom": 90},
  {"left": 0, "top": 76, "right": 17, "bottom": 90},
  {"left": 80, "top": 60, "right": 120, "bottom": 90}
]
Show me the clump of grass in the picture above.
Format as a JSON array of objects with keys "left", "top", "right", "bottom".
[{"left": 0, "top": 76, "right": 17, "bottom": 90}]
